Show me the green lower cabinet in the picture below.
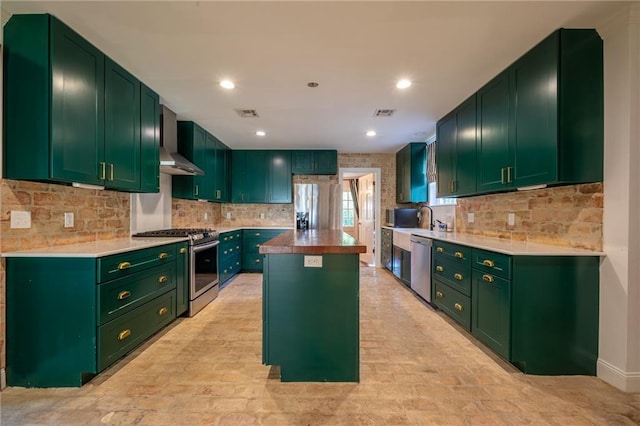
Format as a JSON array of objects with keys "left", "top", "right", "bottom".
[
  {"left": 242, "top": 229, "right": 288, "bottom": 272},
  {"left": 471, "top": 269, "right": 511, "bottom": 359},
  {"left": 176, "top": 243, "right": 189, "bottom": 316},
  {"left": 263, "top": 253, "right": 359, "bottom": 382},
  {"left": 433, "top": 279, "right": 471, "bottom": 331}
]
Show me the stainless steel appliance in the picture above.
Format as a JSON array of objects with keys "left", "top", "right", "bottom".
[
  {"left": 159, "top": 105, "right": 204, "bottom": 176},
  {"left": 294, "top": 183, "right": 341, "bottom": 230},
  {"left": 386, "top": 208, "right": 419, "bottom": 228},
  {"left": 410, "top": 235, "right": 433, "bottom": 304},
  {"left": 133, "top": 228, "right": 219, "bottom": 316}
]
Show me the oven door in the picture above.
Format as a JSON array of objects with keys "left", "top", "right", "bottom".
[{"left": 190, "top": 239, "right": 220, "bottom": 299}]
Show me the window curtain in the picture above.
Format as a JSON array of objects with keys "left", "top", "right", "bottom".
[
  {"left": 349, "top": 179, "right": 360, "bottom": 220},
  {"left": 427, "top": 141, "right": 437, "bottom": 183}
]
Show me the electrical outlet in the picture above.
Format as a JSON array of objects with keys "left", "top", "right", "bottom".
[
  {"left": 64, "top": 212, "right": 74, "bottom": 228},
  {"left": 507, "top": 212, "right": 515, "bottom": 226},
  {"left": 260, "top": 213, "right": 265, "bottom": 219},
  {"left": 467, "top": 213, "right": 475, "bottom": 223},
  {"left": 226, "top": 212, "right": 231, "bottom": 219},
  {"left": 304, "top": 255, "right": 323, "bottom": 268},
  {"left": 10, "top": 210, "right": 31, "bottom": 229},
  {"left": 204, "top": 212, "right": 208, "bottom": 220}
]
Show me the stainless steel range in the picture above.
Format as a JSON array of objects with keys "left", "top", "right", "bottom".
[{"left": 134, "top": 228, "right": 220, "bottom": 316}]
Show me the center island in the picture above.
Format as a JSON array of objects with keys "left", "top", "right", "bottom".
[{"left": 259, "top": 230, "right": 366, "bottom": 382}]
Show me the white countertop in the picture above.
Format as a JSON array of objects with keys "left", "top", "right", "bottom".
[
  {"left": 217, "top": 226, "right": 294, "bottom": 233},
  {"left": 2, "top": 237, "right": 189, "bottom": 258},
  {"left": 384, "top": 226, "right": 604, "bottom": 256}
]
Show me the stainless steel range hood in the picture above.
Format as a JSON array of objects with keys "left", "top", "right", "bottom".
[{"left": 160, "top": 105, "right": 204, "bottom": 176}]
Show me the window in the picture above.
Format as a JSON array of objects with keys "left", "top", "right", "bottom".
[
  {"left": 428, "top": 182, "right": 457, "bottom": 206},
  {"left": 342, "top": 191, "right": 355, "bottom": 227}
]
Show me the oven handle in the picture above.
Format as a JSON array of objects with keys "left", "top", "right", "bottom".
[{"left": 191, "top": 240, "right": 220, "bottom": 253}]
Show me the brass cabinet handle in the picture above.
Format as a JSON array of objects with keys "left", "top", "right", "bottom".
[
  {"left": 507, "top": 166, "right": 513, "bottom": 183},
  {"left": 158, "top": 307, "right": 168, "bottom": 316},
  {"left": 255, "top": 232, "right": 261, "bottom": 236},
  {"left": 229, "top": 248, "right": 233, "bottom": 253},
  {"left": 158, "top": 252, "right": 168, "bottom": 259},
  {"left": 224, "top": 250, "right": 228, "bottom": 255},
  {"left": 436, "top": 291, "right": 444, "bottom": 299},
  {"left": 179, "top": 247, "right": 187, "bottom": 254},
  {"left": 194, "top": 185, "right": 199, "bottom": 196},
  {"left": 436, "top": 247, "right": 444, "bottom": 253},
  {"left": 454, "top": 252, "right": 463, "bottom": 258},
  {"left": 100, "top": 162, "right": 107, "bottom": 180},
  {"left": 482, "top": 274, "right": 495, "bottom": 283},
  {"left": 255, "top": 259, "right": 261, "bottom": 263},
  {"left": 454, "top": 273, "right": 463, "bottom": 281},
  {"left": 216, "top": 189, "right": 221, "bottom": 199},
  {"left": 255, "top": 244, "right": 260, "bottom": 248},
  {"left": 158, "top": 275, "right": 168, "bottom": 284},
  {"left": 223, "top": 236, "right": 229, "bottom": 241},
  {"left": 236, "top": 261, "right": 240, "bottom": 265},
  {"left": 109, "top": 163, "right": 114, "bottom": 181},
  {"left": 454, "top": 303, "right": 463, "bottom": 311},
  {"left": 118, "top": 261, "right": 131, "bottom": 270},
  {"left": 501, "top": 167, "right": 505, "bottom": 184},
  {"left": 118, "top": 329, "right": 131, "bottom": 341},
  {"left": 229, "top": 235, "right": 234, "bottom": 240},
  {"left": 436, "top": 265, "right": 444, "bottom": 272},
  {"left": 482, "top": 259, "right": 495, "bottom": 268},
  {"left": 224, "top": 269, "right": 228, "bottom": 273},
  {"left": 117, "top": 290, "right": 131, "bottom": 300}
]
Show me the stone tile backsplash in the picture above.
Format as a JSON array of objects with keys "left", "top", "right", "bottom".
[{"left": 455, "top": 183, "right": 603, "bottom": 250}]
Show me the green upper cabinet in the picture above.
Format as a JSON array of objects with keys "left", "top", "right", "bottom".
[
  {"left": 3, "top": 14, "right": 160, "bottom": 193},
  {"left": 475, "top": 29, "right": 603, "bottom": 193},
  {"left": 291, "top": 150, "right": 338, "bottom": 175},
  {"left": 213, "top": 139, "right": 231, "bottom": 202},
  {"left": 436, "top": 94, "right": 477, "bottom": 197},
  {"left": 104, "top": 57, "right": 141, "bottom": 191},
  {"left": 140, "top": 84, "right": 160, "bottom": 193},
  {"left": 231, "top": 150, "right": 292, "bottom": 203},
  {"left": 396, "top": 143, "right": 427, "bottom": 204}
]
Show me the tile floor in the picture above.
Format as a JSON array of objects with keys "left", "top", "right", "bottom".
[{"left": 2, "top": 267, "right": 640, "bottom": 425}]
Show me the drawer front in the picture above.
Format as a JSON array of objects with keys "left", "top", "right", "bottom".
[
  {"left": 433, "top": 279, "right": 471, "bottom": 331},
  {"left": 433, "top": 241, "right": 471, "bottom": 265},
  {"left": 220, "top": 231, "right": 242, "bottom": 245},
  {"left": 243, "top": 253, "right": 264, "bottom": 271},
  {"left": 432, "top": 257, "right": 471, "bottom": 297},
  {"left": 98, "top": 291, "right": 175, "bottom": 371},
  {"left": 242, "top": 229, "right": 287, "bottom": 244},
  {"left": 98, "top": 244, "right": 177, "bottom": 283},
  {"left": 221, "top": 254, "right": 241, "bottom": 274},
  {"left": 221, "top": 258, "right": 242, "bottom": 283},
  {"left": 220, "top": 242, "right": 241, "bottom": 257},
  {"left": 243, "top": 238, "right": 268, "bottom": 255},
  {"left": 472, "top": 249, "right": 512, "bottom": 279},
  {"left": 98, "top": 264, "right": 176, "bottom": 325}
]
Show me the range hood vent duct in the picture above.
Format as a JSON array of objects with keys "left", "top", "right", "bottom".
[{"left": 159, "top": 105, "right": 204, "bottom": 176}]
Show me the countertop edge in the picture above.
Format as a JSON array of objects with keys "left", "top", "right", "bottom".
[{"left": 260, "top": 230, "right": 366, "bottom": 255}]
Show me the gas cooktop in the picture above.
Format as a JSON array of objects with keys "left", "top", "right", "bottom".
[{"left": 133, "top": 228, "right": 218, "bottom": 245}]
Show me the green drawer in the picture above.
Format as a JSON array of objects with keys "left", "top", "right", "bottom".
[
  {"left": 243, "top": 253, "right": 264, "bottom": 271},
  {"left": 98, "top": 291, "right": 175, "bottom": 371},
  {"left": 432, "top": 257, "right": 471, "bottom": 297},
  {"left": 433, "top": 241, "right": 471, "bottom": 265},
  {"left": 221, "top": 253, "right": 241, "bottom": 273},
  {"left": 472, "top": 249, "right": 512, "bottom": 279},
  {"left": 243, "top": 229, "right": 286, "bottom": 239},
  {"left": 221, "top": 258, "right": 241, "bottom": 283},
  {"left": 97, "top": 244, "right": 177, "bottom": 283},
  {"left": 433, "top": 279, "right": 471, "bottom": 331},
  {"left": 244, "top": 238, "right": 266, "bottom": 255},
  {"left": 220, "top": 242, "right": 241, "bottom": 257},
  {"left": 98, "top": 264, "right": 176, "bottom": 325},
  {"left": 220, "top": 230, "right": 242, "bottom": 245}
]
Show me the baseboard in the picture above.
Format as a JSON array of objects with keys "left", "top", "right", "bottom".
[
  {"left": 598, "top": 359, "right": 640, "bottom": 392},
  {"left": 1, "top": 368, "right": 5, "bottom": 390}
]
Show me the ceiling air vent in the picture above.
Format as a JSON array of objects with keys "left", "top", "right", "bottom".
[
  {"left": 236, "top": 109, "right": 259, "bottom": 118},
  {"left": 374, "top": 109, "right": 395, "bottom": 117}
]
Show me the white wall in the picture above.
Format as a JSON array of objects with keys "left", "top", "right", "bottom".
[{"left": 598, "top": 3, "right": 640, "bottom": 392}]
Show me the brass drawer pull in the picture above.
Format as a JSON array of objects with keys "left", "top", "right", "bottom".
[
  {"left": 117, "top": 290, "right": 131, "bottom": 300},
  {"left": 118, "top": 261, "right": 131, "bottom": 270},
  {"left": 229, "top": 235, "right": 234, "bottom": 240},
  {"left": 454, "top": 303, "right": 463, "bottom": 312},
  {"left": 256, "top": 244, "right": 261, "bottom": 248},
  {"left": 436, "top": 291, "right": 444, "bottom": 299},
  {"left": 255, "top": 232, "right": 261, "bottom": 236},
  {"left": 436, "top": 265, "right": 444, "bottom": 272},
  {"left": 482, "top": 259, "right": 495, "bottom": 268},
  {"left": 224, "top": 269, "right": 228, "bottom": 273},
  {"left": 436, "top": 247, "right": 444, "bottom": 253},
  {"left": 454, "top": 273, "right": 463, "bottom": 281},
  {"left": 158, "top": 275, "right": 168, "bottom": 284},
  {"left": 229, "top": 248, "right": 234, "bottom": 253},
  {"left": 179, "top": 247, "right": 187, "bottom": 254},
  {"left": 482, "top": 274, "right": 494, "bottom": 283},
  {"left": 158, "top": 252, "right": 168, "bottom": 259},
  {"left": 236, "top": 261, "right": 240, "bottom": 265},
  {"left": 454, "top": 252, "right": 463, "bottom": 259},
  {"left": 118, "top": 329, "right": 131, "bottom": 341},
  {"left": 158, "top": 307, "right": 168, "bottom": 316},
  {"left": 223, "top": 236, "right": 229, "bottom": 241},
  {"left": 224, "top": 250, "right": 228, "bottom": 255},
  {"left": 255, "top": 259, "right": 261, "bottom": 263}
]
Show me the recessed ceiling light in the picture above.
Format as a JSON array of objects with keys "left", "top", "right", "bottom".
[
  {"left": 307, "top": 82, "right": 319, "bottom": 88},
  {"left": 366, "top": 130, "right": 377, "bottom": 137},
  {"left": 256, "top": 130, "right": 266, "bottom": 137},
  {"left": 396, "top": 79, "right": 412, "bottom": 89},
  {"left": 220, "top": 80, "right": 235, "bottom": 89}
]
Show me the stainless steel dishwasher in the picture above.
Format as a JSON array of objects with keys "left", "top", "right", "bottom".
[{"left": 410, "top": 235, "right": 432, "bottom": 303}]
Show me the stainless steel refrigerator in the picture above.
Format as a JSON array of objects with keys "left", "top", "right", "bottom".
[{"left": 294, "top": 183, "right": 341, "bottom": 230}]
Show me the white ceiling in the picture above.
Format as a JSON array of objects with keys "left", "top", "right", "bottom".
[{"left": 2, "top": 1, "right": 629, "bottom": 153}]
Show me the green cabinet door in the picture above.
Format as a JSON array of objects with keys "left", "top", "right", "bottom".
[
  {"left": 436, "top": 113, "right": 456, "bottom": 197},
  {"left": 244, "top": 151, "right": 269, "bottom": 202},
  {"left": 203, "top": 132, "right": 217, "bottom": 200},
  {"left": 174, "top": 122, "right": 207, "bottom": 199},
  {"left": 231, "top": 151, "right": 248, "bottom": 202},
  {"left": 476, "top": 70, "right": 513, "bottom": 193},
  {"left": 291, "top": 150, "right": 337, "bottom": 175},
  {"left": 176, "top": 242, "right": 189, "bottom": 316},
  {"left": 312, "top": 150, "right": 338, "bottom": 174},
  {"left": 140, "top": 84, "right": 160, "bottom": 192},
  {"left": 268, "top": 150, "right": 292, "bottom": 203},
  {"left": 455, "top": 95, "right": 477, "bottom": 196},
  {"left": 104, "top": 57, "right": 141, "bottom": 191},
  {"left": 213, "top": 139, "right": 230, "bottom": 202},
  {"left": 471, "top": 269, "right": 511, "bottom": 358},
  {"left": 291, "top": 151, "right": 314, "bottom": 174},
  {"left": 396, "top": 143, "right": 427, "bottom": 203}
]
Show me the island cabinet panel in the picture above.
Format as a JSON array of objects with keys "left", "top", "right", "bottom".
[
  {"left": 263, "top": 253, "right": 360, "bottom": 382},
  {"left": 6, "top": 243, "right": 180, "bottom": 387}
]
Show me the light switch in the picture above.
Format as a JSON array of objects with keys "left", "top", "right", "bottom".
[
  {"left": 64, "top": 212, "right": 74, "bottom": 228},
  {"left": 304, "top": 255, "right": 323, "bottom": 268},
  {"left": 260, "top": 213, "right": 265, "bottom": 219},
  {"left": 226, "top": 212, "right": 231, "bottom": 219},
  {"left": 467, "top": 213, "right": 475, "bottom": 223},
  {"left": 507, "top": 212, "right": 515, "bottom": 226},
  {"left": 10, "top": 210, "right": 31, "bottom": 229}
]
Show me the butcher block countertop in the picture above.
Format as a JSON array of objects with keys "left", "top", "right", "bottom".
[{"left": 259, "top": 230, "right": 366, "bottom": 255}]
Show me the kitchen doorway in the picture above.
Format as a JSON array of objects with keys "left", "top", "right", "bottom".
[{"left": 339, "top": 168, "right": 381, "bottom": 267}]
